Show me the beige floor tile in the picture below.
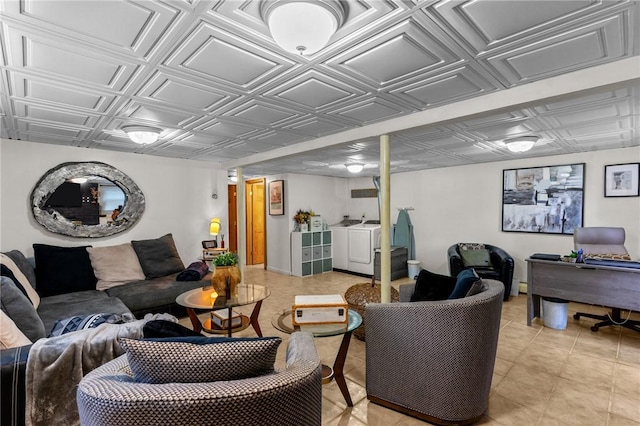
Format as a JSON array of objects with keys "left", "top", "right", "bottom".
[
  {"left": 610, "top": 391, "right": 640, "bottom": 423},
  {"left": 515, "top": 342, "right": 571, "bottom": 376},
  {"left": 348, "top": 399, "right": 407, "bottom": 426},
  {"left": 486, "top": 393, "right": 543, "bottom": 425},
  {"left": 493, "top": 375, "right": 550, "bottom": 412},
  {"left": 533, "top": 327, "right": 579, "bottom": 351},
  {"left": 493, "top": 357, "right": 514, "bottom": 377},
  {"left": 187, "top": 266, "right": 640, "bottom": 426},
  {"left": 607, "top": 412, "right": 640, "bottom": 426},
  {"left": 538, "top": 414, "right": 574, "bottom": 426},
  {"left": 618, "top": 337, "right": 640, "bottom": 367},
  {"left": 559, "top": 352, "right": 615, "bottom": 392},
  {"left": 544, "top": 377, "right": 610, "bottom": 426}
]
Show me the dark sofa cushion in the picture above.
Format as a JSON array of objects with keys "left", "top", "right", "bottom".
[
  {"left": 410, "top": 269, "right": 457, "bottom": 302},
  {"left": 32, "top": 244, "right": 97, "bottom": 297},
  {"left": 131, "top": 234, "right": 184, "bottom": 279},
  {"left": 0, "top": 277, "right": 45, "bottom": 341},
  {"left": 105, "top": 273, "right": 209, "bottom": 314},
  {"left": 1, "top": 252, "right": 40, "bottom": 307},
  {"left": 37, "top": 290, "right": 131, "bottom": 335},
  {"left": 2, "top": 250, "right": 37, "bottom": 289},
  {"left": 119, "top": 336, "right": 281, "bottom": 384}
]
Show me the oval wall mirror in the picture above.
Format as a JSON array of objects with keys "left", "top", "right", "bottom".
[{"left": 31, "top": 162, "right": 145, "bottom": 238}]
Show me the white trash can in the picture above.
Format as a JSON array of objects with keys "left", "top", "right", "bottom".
[
  {"left": 407, "top": 260, "right": 420, "bottom": 279},
  {"left": 542, "top": 297, "right": 569, "bottom": 330}
]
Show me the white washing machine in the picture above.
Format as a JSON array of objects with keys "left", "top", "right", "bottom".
[{"left": 347, "top": 223, "right": 381, "bottom": 276}]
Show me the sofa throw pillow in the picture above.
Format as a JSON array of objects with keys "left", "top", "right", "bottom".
[
  {"left": 33, "top": 244, "right": 97, "bottom": 297},
  {"left": 131, "top": 234, "right": 184, "bottom": 279},
  {"left": 87, "top": 243, "right": 146, "bottom": 290},
  {"left": 0, "top": 310, "right": 31, "bottom": 349},
  {"left": 1, "top": 252, "right": 40, "bottom": 307},
  {"left": 119, "top": 336, "right": 281, "bottom": 384},
  {"left": 458, "top": 243, "right": 491, "bottom": 268},
  {"left": 410, "top": 269, "right": 457, "bottom": 302},
  {"left": 48, "top": 312, "right": 136, "bottom": 337},
  {"left": 176, "top": 261, "right": 209, "bottom": 281},
  {"left": 465, "top": 278, "right": 487, "bottom": 298},
  {"left": 449, "top": 268, "right": 481, "bottom": 299},
  {"left": 142, "top": 320, "right": 204, "bottom": 338},
  {"left": 0, "top": 276, "right": 46, "bottom": 341}
]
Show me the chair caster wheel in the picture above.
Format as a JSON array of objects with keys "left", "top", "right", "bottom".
[
  {"left": 591, "top": 326, "right": 599, "bottom": 332},
  {"left": 573, "top": 314, "right": 580, "bottom": 320}
]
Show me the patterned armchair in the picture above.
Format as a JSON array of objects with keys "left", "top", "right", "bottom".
[
  {"left": 448, "top": 243, "right": 514, "bottom": 301},
  {"left": 365, "top": 279, "right": 504, "bottom": 425},
  {"left": 77, "top": 332, "right": 322, "bottom": 426}
]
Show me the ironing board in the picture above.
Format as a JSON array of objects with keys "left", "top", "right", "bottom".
[{"left": 394, "top": 209, "right": 414, "bottom": 260}]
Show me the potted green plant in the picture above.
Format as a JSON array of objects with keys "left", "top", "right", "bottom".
[
  {"left": 213, "top": 252, "right": 238, "bottom": 267},
  {"left": 212, "top": 252, "right": 240, "bottom": 293}
]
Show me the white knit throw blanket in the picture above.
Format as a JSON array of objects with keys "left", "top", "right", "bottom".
[{"left": 25, "top": 313, "right": 177, "bottom": 426}]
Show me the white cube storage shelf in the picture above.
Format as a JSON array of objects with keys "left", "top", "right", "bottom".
[{"left": 291, "top": 231, "right": 332, "bottom": 277}]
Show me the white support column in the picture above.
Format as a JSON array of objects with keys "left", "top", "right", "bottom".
[
  {"left": 236, "top": 167, "right": 246, "bottom": 284},
  {"left": 380, "top": 134, "right": 391, "bottom": 303}
]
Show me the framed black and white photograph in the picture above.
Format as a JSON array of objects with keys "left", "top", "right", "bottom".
[
  {"left": 268, "top": 180, "right": 284, "bottom": 215},
  {"left": 502, "top": 163, "right": 585, "bottom": 235},
  {"left": 604, "top": 163, "right": 640, "bottom": 197}
]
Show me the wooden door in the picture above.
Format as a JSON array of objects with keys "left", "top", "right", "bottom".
[
  {"left": 227, "top": 184, "right": 237, "bottom": 253},
  {"left": 246, "top": 179, "right": 265, "bottom": 265}
]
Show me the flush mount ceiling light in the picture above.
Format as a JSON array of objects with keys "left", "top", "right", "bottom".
[
  {"left": 261, "top": 0, "right": 346, "bottom": 55},
  {"left": 346, "top": 163, "right": 364, "bottom": 173},
  {"left": 505, "top": 135, "right": 539, "bottom": 153},
  {"left": 122, "top": 125, "right": 161, "bottom": 145}
]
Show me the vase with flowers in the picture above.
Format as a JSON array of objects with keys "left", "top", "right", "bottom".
[{"left": 293, "top": 209, "right": 314, "bottom": 231}]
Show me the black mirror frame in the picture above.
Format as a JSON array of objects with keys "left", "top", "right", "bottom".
[{"left": 31, "top": 161, "right": 145, "bottom": 238}]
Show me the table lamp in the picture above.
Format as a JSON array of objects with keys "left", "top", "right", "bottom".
[{"left": 210, "top": 217, "right": 221, "bottom": 245}]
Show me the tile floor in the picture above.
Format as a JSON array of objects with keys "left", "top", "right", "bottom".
[{"left": 183, "top": 266, "right": 640, "bottom": 426}]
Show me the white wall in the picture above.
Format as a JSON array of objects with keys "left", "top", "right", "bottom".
[
  {"left": 265, "top": 173, "right": 348, "bottom": 274},
  {"left": 2, "top": 139, "right": 638, "bottom": 285},
  {"left": 0, "top": 139, "right": 228, "bottom": 262},
  {"left": 388, "top": 147, "right": 640, "bottom": 283}
]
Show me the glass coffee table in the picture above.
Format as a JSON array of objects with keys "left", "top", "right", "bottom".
[
  {"left": 176, "top": 284, "right": 270, "bottom": 337},
  {"left": 272, "top": 309, "right": 362, "bottom": 407}
]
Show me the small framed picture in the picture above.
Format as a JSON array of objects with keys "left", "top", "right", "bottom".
[
  {"left": 268, "top": 180, "right": 284, "bottom": 215},
  {"left": 604, "top": 163, "right": 640, "bottom": 197}
]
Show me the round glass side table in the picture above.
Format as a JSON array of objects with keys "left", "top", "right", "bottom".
[
  {"left": 176, "top": 284, "right": 270, "bottom": 337},
  {"left": 272, "top": 309, "right": 362, "bottom": 407}
]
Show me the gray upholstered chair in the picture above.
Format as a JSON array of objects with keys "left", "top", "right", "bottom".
[
  {"left": 365, "top": 279, "right": 504, "bottom": 425},
  {"left": 573, "top": 227, "right": 639, "bottom": 332},
  {"left": 77, "top": 332, "right": 322, "bottom": 426}
]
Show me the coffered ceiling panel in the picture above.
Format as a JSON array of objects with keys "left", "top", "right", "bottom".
[
  {"left": 15, "top": 0, "right": 180, "bottom": 57},
  {"left": 0, "top": 0, "right": 638, "bottom": 178}
]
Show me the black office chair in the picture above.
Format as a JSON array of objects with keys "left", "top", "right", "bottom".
[
  {"left": 572, "top": 227, "right": 640, "bottom": 333},
  {"left": 448, "top": 243, "right": 514, "bottom": 301}
]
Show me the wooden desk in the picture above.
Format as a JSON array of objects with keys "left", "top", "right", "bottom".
[{"left": 526, "top": 258, "right": 640, "bottom": 326}]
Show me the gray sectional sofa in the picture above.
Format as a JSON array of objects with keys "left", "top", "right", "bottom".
[{"left": 0, "top": 234, "right": 212, "bottom": 426}]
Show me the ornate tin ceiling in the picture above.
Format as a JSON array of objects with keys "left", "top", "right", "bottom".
[{"left": 1, "top": 0, "right": 638, "bottom": 177}]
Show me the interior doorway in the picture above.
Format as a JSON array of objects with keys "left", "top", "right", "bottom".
[
  {"left": 245, "top": 178, "right": 265, "bottom": 265},
  {"left": 227, "top": 179, "right": 266, "bottom": 266}
]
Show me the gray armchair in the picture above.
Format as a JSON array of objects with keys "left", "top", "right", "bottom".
[
  {"left": 365, "top": 280, "right": 504, "bottom": 425},
  {"left": 77, "top": 332, "right": 322, "bottom": 426}
]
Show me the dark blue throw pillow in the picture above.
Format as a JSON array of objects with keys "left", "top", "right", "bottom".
[{"left": 448, "top": 268, "right": 480, "bottom": 299}]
